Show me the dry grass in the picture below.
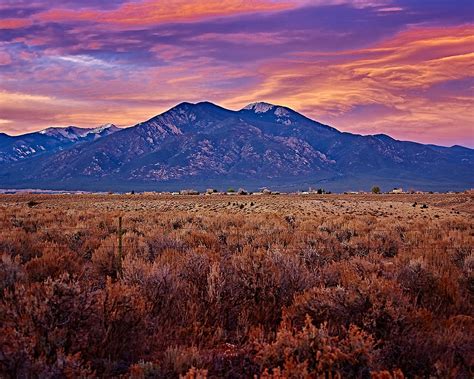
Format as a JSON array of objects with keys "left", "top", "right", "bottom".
[{"left": 0, "top": 193, "right": 473, "bottom": 378}]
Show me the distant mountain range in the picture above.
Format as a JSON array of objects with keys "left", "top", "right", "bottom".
[
  {"left": 0, "top": 102, "right": 472, "bottom": 192},
  {"left": 0, "top": 124, "right": 119, "bottom": 163}
]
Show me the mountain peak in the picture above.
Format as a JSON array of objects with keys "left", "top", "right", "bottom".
[
  {"left": 1, "top": 101, "right": 472, "bottom": 191},
  {"left": 242, "top": 102, "right": 277, "bottom": 113},
  {"left": 94, "top": 123, "right": 119, "bottom": 133},
  {"left": 39, "top": 126, "right": 79, "bottom": 137},
  {"left": 170, "top": 101, "right": 194, "bottom": 110},
  {"left": 39, "top": 124, "right": 118, "bottom": 140},
  {"left": 164, "top": 101, "right": 224, "bottom": 114}
]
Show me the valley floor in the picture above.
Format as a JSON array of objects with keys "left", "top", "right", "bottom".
[{"left": 0, "top": 193, "right": 472, "bottom": 377}]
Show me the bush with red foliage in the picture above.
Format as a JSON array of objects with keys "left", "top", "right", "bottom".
[{"left": 0, "top": 194, "right": 473, "bottom": 378}]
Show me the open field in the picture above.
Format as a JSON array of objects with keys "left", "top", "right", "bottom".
[{"left": 1, "top": 193, "right": 473, "bottom": 378}]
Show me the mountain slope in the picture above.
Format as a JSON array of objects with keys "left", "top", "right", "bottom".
[
  {"left": 0, "top": 102, "right": 472, "bottom": 191},
  {"left": 0, "top": 124, "right": 119, "bottom": 163}
]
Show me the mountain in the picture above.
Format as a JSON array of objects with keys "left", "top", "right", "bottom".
[
  {"left": 0, "top": 124, "right": 119, "bottom": 163},
  {"left": 0, "top": 102, "right": 472, "bottom": 192},
  {"left": 39, "top": 124, "right": 119, "bottom": 142}
]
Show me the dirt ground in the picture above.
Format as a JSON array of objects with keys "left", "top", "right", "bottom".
[{"left": 1, "top": 192, "right": 472, "bottom": 218}]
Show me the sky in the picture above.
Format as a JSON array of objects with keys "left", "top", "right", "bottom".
[{"left": 0, "top": 0, "right": 473, "bottom": 147}]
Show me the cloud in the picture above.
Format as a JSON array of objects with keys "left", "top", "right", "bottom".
[
  {"left": 185, "top": 31, "right": 307, "bottom": 45},
  {"left": 0, "top": 89, "right": 164, "bottom": 133},
  {"left": 0, "top": 51, "right": 12, "bottom": 65},
  {"left": 37, "top": 0, "right": 297, "bottom": 27},
  {"left": 221, "top": 25, "right": 474, "bottom": 146},
  {"left": 0, "top": 0, "right": 472, "bottom": 146},
  {"left": 0, "top": 18, "right": 32, "bottom": 29},
  {"left": 57, "top": 54, "right": 112, "bottom": 67}
]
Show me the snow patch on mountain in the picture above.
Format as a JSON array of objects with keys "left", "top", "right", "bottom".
[
  {"left": 274, "top": 107, "right": 289, "bottom": 117},
  {"left": 93, "top": 124, "right": 118, "bottom": 134},
  {"left": 40, "top": 124, "right": 119, "bottom": 141},
  {"left": 243, "top": 102, "right": 275, "bottom": 113}
]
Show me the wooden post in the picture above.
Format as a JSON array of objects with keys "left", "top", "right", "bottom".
[
  {"left": 117, "top": 216, "right": 123, "bottom": 278},
  {"left": 368, "top": 230, "right": 371, "bottom": 255}
]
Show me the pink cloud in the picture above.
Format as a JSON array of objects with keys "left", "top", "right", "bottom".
[
  {"left": 221, "top": 25, "right": 474, "bottom": 146},
  {"left": 0, "top": 1, "right": 472, "bottom": 147},
  {"left": 0, "top": 51, "right": 12, "bottom": 65},
  {"left": 37, "top": 0, "right": 297, "bottom": 27},
  {"left": 0, "top": 18, "right": 31, "bottom": 29}
]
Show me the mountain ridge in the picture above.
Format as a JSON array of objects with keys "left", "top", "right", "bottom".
[
  {"left": 0, "top": 124, "right": 119, "bottom": 163},
  {"left": 0, "top": 102, "right": 472, "bottom": 192}
]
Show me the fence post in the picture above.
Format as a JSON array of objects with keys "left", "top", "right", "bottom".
[
  {"left": 368, "top": 230, "right": 371, "bottom": 255},
  {"left": 117, "top": 216, "right": 123, "bottom": 278}
]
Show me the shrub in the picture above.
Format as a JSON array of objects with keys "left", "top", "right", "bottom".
[
  {"left": 372, "top": 186, "right": 381, "bottom": 194},
  {"left": 255, "top": 316, "right": 377, "bottom": 378},
  {"left": 0, "top": 193, "right": 471, "bottom": 377}
]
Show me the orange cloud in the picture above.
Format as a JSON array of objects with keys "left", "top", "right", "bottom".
[
  {"left": 339, "top": 26, "right": 474, "bottom": 89},
  {"left": 222, "top": 24, "right": 474, "bottom": 145},
  {"left": 39, "top": 0, "right": 295, "bottom": 27},
  {"left": 1, "top": 6, "right": 472, "bottom": 147},
  {"left": 0, "top": 52, "right": 256, "bottom": 134},
  {"left": 0, "top": 90, "right": 155, "bottom": 133}
]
